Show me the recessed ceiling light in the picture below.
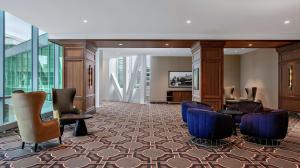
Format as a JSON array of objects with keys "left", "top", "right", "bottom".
[
  {"left": 83, "top": 19, "right": 88, "bottom": 23},
  {"left": 165, "top": 43, "right": 169, "bottom": 46},
  {"left": 284, "top": 20, "right": 291, "bottom": 24},
  {"left": 186, "top": 20, "right": 192, "bottom": 24},
  {"left": 118, "top": 43, "right": 123, "bottom": 46},
  {"left": 248, "top": 43, "right": 253, "bottom": 47}
]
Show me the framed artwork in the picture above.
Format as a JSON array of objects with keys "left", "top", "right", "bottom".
[
  {"left": 193, "top": 68, "right": 199, "bottom": 90},
  {"left": 168, "top": 71, "right": 192, "bottom": 88}
]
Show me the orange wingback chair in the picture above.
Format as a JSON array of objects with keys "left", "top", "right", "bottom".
[{"left": 12, "top": 91, "right": 61, "bottom": 152}]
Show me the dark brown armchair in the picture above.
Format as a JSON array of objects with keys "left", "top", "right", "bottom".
[{"left": 52, "top": 88, "right": 81, "bottom": 134}]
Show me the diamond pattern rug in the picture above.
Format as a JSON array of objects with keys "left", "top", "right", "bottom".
[{"left": 0, "top": 102, "right": 299, "bottom": 168}]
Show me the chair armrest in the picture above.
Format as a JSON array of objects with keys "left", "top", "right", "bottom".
[
  {"left": 263, "top": 108, "right": 273, "bottom": 112},
  {"left": 41, "top": 119, "right": 59, "bottom": 128},
  {"left": 53, "top": 109, "right": 60, "bottom": 119},
  {"left": 38, "top": 119, "right": 61, "bottom": 140}
]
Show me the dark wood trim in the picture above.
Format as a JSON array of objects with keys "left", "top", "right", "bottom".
[
  {"left": 277, "top": 42, "right": 300, "bottom": 112},
  {"left": 200, "top": 41, "right": 224, "bottom": 110},
  {"left": 61, "top": 40, "right": 96, "bottom": 113}
]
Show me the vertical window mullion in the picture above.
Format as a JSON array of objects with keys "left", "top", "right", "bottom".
[
  {"left": 32, "top": 26, "right": 38, "bottom": 91},
  {"left": 48, "top": 44, "right": 50, "bottom": 95},
  {"left": 54, "top": 44, "right": 59, "bottom": 88},
  {"left": 0, "top": 10, "right": 4, "bottom": 125}
]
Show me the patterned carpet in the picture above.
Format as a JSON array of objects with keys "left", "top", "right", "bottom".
[{"left": 0, "top": 102, "right": 300, "bottom": 168}]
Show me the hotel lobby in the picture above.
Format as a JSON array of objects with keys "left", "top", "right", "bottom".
[{"left": 0, "top": 1, "right": 300, "bottom": 168}]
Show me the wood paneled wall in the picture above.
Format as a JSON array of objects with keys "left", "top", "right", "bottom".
[
  {"left": 277, "top": 42, "right": 300, "bottom": 112},
  {"left": 200, "top": 41, "right": 225, "bottom": 110},
  {"left": 61, "top": 40, "right": 96, "bottom": 113}
]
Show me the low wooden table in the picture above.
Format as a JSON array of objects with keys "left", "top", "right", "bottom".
[
  {"left": 60, "top": 114, "right": 93, "bottom": 136},
  {"left": 219, "top": 110, "right": 244, "bottom": 136}
]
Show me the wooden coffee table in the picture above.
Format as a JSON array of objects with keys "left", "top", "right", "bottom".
[{"left": 60, "top": 114, "right": 93, "bottom": 136}]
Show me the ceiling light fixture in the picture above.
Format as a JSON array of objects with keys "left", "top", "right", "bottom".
[
  {"left": 83, "top": 19, "right": 88, "bottom": 23},
  {"left": 118, "top": 43, "right": 123, "bottom": 46},
  {"left": 186, "top": 20, "right": 192, "bottom": 24},
  {"left": 284, "top": 20, "right": 291, "bottom": 24},
  {"left": 248, "top": 43, "right": 253, "bottom": 47},
  {"left": 165, "top": 43, "right": 169, "bottom": 46}
]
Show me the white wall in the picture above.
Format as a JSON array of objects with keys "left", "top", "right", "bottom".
[
  {"left": 98, "top": 54, "right": 110, "bottom": 101},
  {"left": 240, "top": 49, "right": 278, "bottom": 109},
  {"left": 150, "top": 56, "right": 192, "bottom": 102},
  {"left": 224, "top": 55, "right": 241, "bottom": 97},
  {"left": 192, "top": 48, "right": 201, "bottom": 102}
]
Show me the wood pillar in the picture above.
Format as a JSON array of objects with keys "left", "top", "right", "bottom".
[
  {"left": 200, "top": 41, "right": 225, "bottom": 110},
  {"left": 60, "top": 40, "right": 96, "bottom": 113},
  {"left": 277, "top": 42, "right": 300, "bottom": 112}
]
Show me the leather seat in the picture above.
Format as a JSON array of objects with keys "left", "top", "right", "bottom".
[
  {"left": 12, "top": 91, "right": 61, "bottom": 152},
  {"left": 52, "top": 88, "right": 81, "bottom": 134}
]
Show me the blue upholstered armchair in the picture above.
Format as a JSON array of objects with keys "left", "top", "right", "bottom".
[
  {"left": 240, "top": 110, "right": 288, "bottom": 141},
  {"left": 181, "top": 101, "right": 212, "bottom": 123},
  {"left": 187, "top": 108, "right": 234, "bottom": 141}
]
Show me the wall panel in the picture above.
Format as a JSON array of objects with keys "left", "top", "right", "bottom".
[
  {"left": 200, "top": 41, "right": 224, "bottom": 110},
  {"left": 62, "top": 40, "right": 96, "bottom": 113},
  {"left": 278, "top": 42, "right": 300, "bottom": 112}
]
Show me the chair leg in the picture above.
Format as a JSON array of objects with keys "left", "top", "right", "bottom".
[
  {"left": 60, "top": 125, "right": 65, "bottom": 136},
  {"left": 34, "top": 143, "right": 38, "bottom": 152},
  {"left": 21, "top": 142, "right": 25, "bottom": 149},
  {"left": 59, "top": 137, "right": 62, "bottom": 144}
]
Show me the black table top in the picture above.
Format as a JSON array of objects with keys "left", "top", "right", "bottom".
[
  {"left": 60, "top": 114, "right": 93, "bottom": 120},
  {"left": 219, "top": 110, "right": 243, "bottom": 115}
]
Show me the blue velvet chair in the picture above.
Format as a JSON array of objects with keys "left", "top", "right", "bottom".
[
  {"left": 187, "top": 108, "right": 234, "bottom": 146},
  {"left": 181, "top": 101, "right": 212, "bottom": 123},
  {"left": 240, "top": 110, "right": 288, "bottom": 142}
]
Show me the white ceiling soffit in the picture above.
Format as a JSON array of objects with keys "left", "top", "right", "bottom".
[
  {"left": 101, "top": 48, "right": 192, "bottom": 58},
  {"left": 224, "top": 48, "right": 257, "bottom": 55},
  {"left": 1, "top": 0, "right": 300, "bottom": 40}
]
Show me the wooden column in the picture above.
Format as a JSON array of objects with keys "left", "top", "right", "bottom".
[
  {"left": 200, "top": 41, "right": 225, "bottom": 110},
  {"left": 277, "top": 42, "right": 300, "bottom": 112},
  {"left": 60, "top": 40, "right": 96, "bottom": 113}
]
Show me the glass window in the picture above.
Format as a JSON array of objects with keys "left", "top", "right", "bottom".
[
  {"left": 58, "top": 45, "right": 63, "bottom": 88},
  {"left": 116, "top": 57, "right": 124, "bottom": 88},
  {"left": 38, "top": 31, "right": 54, "bottom": 113},
  {"left": 0, "top": 11, "right": 64, "bottom": 127},
  {"left": 4, "top": 12, "right": 32, "bottom": 123}
]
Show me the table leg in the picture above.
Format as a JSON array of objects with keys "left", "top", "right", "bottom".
[
  {"left": 233, "top": 125, "right": 237, "bottom": 136},
  {"left": 74, "top": 119, "right": 88, "bottom": 136}
]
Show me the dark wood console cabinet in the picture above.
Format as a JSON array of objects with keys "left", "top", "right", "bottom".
[{"left": 167, "top": 91, "right": 192, "bottom": 103}]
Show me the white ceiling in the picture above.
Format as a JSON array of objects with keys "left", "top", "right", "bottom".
[
  {"left": 101, "top": 48, "right": 255, "bottom": 57},
  {"left": 1, "top": 0, "right": 300, "bottom": 40},
  {"left": 224, "top": 48, "right": 257, "bottom": 55},
  {"left": 102, "top": 48, "right": 191, "bottom": 58}
]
